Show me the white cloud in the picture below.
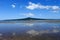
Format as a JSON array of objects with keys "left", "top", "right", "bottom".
[
  {"left": 23, "top": 13, "right": 34, "bottom": 17},
  {"left": 26, "top": 2, "right": 39, "bottom": 10},
  {"left": 52, "top": 10, "right": 59, "bottom": 13},
  {"left": 26, "top": 2, "right": 60, "bottom": 11},
  {"left": 52, "top": 6, "right": 60, "bottom": 10},
  {"left": 11, "top": 4, "right": 16, "bottom": 8}
]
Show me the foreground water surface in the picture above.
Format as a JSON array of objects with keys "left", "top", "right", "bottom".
[{"left": 0, "top": 22, "right": 60, "bottom": 40}]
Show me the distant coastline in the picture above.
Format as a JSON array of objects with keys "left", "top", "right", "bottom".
[{"left": 0, "top": 17, "right": 60, "bottom": 23}]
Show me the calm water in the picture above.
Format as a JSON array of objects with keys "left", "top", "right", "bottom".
[{"left": 0, "top": 22, "right": 60, "bottom": 40}]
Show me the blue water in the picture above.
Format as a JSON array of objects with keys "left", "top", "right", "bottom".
[{"left": 0, "top": 22, "right": 60, "bottom": 36}]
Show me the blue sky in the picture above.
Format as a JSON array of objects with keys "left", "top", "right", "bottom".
[{"left": 0, "top": 0, "right": 60, "bottom": 20}]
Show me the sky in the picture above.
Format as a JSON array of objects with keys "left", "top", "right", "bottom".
[{"left": 0, "top": 0, "right": 60, "bottom": 20}]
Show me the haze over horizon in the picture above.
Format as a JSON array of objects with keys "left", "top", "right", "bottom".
[{"left": 0, "top": 0, "right": 60, "bottom": 20}]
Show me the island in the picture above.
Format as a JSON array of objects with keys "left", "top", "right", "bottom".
[{"left": 0, "top": 17, "right": 60, "bottom": 23}]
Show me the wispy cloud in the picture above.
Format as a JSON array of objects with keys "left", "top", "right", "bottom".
[
  {"left": 26, "top": 2, "right": 60, "bottom": 12},
  {"left": 11, "top": 3, "right": 16, "bottom": 8},
  {"left": 23, "top": 13, "right": 35, "bottom": 17},
  {"left": 52, "top": 10, "right": 59, "bottom": 13}
]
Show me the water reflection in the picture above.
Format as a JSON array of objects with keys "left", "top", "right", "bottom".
[
  {"left": 23, "top": 23, "right": 34, "bottom": 26},
  {"left": 12, "top": 32, "right": 16, "bottom": 36},
  {"left": 0, "top": 22, "right": 60, "bottom": 40},
  {"left": 26, "top": 30, "right": 39, "bottom": 36},
  {"left": 26, "top": 29, "right": 59, "bottom": 36},
  {"left": 0, "top": 33, "right": 3, "bottom": 36}
]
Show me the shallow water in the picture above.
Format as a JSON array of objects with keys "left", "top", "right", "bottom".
[{"left": 0, "top": 22, "right": 60, "bottom": 40}]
